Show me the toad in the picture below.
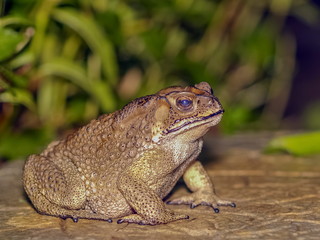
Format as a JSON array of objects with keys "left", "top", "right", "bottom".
[{"left": 23, "top": 82, "right": 235, "bottom": 225}]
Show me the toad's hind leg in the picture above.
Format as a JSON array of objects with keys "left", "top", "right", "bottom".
[{"left": 23, "top": 154, "right": 86, "bottom": 216}]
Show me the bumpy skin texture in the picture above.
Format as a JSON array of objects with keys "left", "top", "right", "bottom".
[{"left": 23, "top": 82, "right": 235, "bottom": 225}]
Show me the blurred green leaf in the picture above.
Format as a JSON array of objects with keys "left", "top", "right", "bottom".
[
  {"left": 91, "top": 81, "right": 116, "bottom": 112},
  {"left": 0, "top": 88, "right": 35, "bottom": 111},
  {"left": 52, "top": 8, "right": 118, "bottom": 84},
  {"left": 0, "top": 75, "right": 9, "bottom": 90},
  {"left": 0, "top": 65, "right": 29, "bottom": 88},
  {"left": 39, "top": 59, "right": 88, "bottom": 90},
  {"left": 38, "top": 59, "right": 116, "bottom": 112},
  {"left": 0, "top": 16, "right": 33, "bottom": 28},
  {"left": 266, "top": 132, "right": 320, "bottom": 156},
  {"left": 0, "top": 129, "right": 54, "bottom": 160},
  {"left": 37, "top": 77, "right": 68, "bottom": 126},
  {"left": 0, "top": 28, "right": 24, "bottom": 62}
]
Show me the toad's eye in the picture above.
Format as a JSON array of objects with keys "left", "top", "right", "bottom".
[{"left": 177, "top": 98, "right": 193, "bottom": 110}]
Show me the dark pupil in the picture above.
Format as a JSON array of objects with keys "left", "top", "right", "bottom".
[{"left": 178, "top": 99, "right": 192, "bottom": 108}]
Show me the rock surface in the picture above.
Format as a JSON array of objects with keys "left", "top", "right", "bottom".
[{"left": 1, "top": 133, "right": 319, "bottom": 240}]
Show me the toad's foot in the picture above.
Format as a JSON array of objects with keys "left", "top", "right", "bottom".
[
  {"left": 117, "top": 210, "right": 189, "bottom": 225},
  {"left": 167, "top": 191, "right": 236, "bottom": 213}
]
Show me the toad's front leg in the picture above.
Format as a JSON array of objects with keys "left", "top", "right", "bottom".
[
  {"left": 116, "top": 164, "right": 189, "bottom": 225},
  {"left": 167, "top": 161, "right": 236, "bottom": 213}
]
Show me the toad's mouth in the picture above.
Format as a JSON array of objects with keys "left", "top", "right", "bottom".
[{"left": 164, "top": 109, "right": 224, "bottom": 134}]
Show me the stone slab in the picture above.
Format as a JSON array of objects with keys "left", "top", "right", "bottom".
[{"left": 0, "top": 133, "right": 319, "bottom": 239}]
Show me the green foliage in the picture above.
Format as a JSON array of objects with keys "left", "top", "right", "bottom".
[
  {"left": 0, "top": 28, "right": 24, "bottom": 62},
  {"left": 0, "top": 129, "right": 53, "bottom": 160},
  {"left": 266, "top": 132, "right": 320, "bottom": 156},
  {"left": 0, "top": 0, "right": 319, "bottom": 160}
]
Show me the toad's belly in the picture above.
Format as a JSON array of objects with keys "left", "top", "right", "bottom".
[
  {"left": 152, "top": 159, "right": 197, "bottom": 199},
  {"left": 153, "top": 141, "right": 203, "bottom": 198}
]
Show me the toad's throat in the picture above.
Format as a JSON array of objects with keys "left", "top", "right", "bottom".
[{"left": 165, "top": 109, "right": 224, "bottom": 134}]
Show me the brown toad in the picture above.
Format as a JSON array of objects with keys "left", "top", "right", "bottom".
[{"left": 23, "top": 82, "right": 235, "bottom": 225}]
